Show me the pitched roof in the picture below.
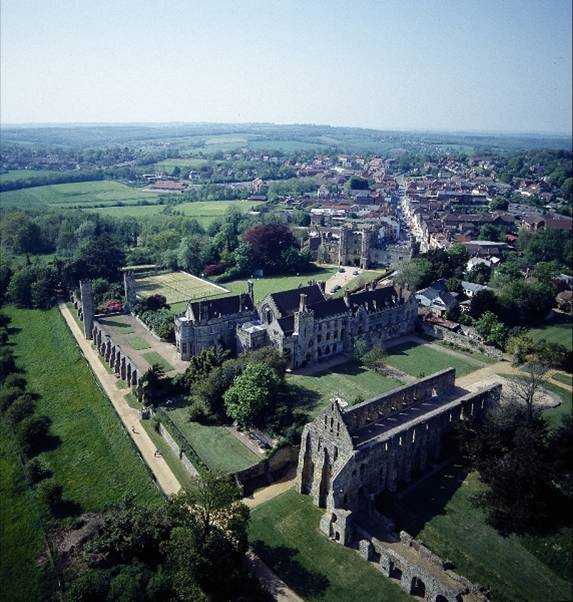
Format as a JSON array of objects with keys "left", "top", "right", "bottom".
[
  {"left": 267, "top": 283, "right": 327, "bottom": 317},
  {"left": 189, "top": 294, "right": 254, "bottom": 321}
]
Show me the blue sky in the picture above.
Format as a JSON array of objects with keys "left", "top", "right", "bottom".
[{"left": 1, "top": 0, "right": 571, "bottom": 133}]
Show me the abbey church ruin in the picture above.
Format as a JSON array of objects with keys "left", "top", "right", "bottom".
[{"left": 296, "top": 369, "right": 501, "bottom": 601}]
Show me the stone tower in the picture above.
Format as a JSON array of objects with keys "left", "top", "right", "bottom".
[
  {"left": 338, "top": 227, "right": 349, "bottom": 266},
  {"left": 123, "top": 270, "right": 137, "bottom": 310},
  {"left": 360, "top": 228, "right": 371, "bottom": 269},
  {"left": 79, "top": 279, "right": 94, "bottom": 340}
]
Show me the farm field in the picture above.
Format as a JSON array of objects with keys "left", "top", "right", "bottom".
[
  {"left": 394, "top": 465, "right": 571, "bottom": 602},
  {"left": 166, "top": 407, "right": 259, "bottom": 473},
  {"left": 136, "top": 270, "right": 228, "bottom": 305},
  {"left": 0, "top": 179, "right": 159, "bottom": 209},
  {"left": 154, "top": 157, "right": 210, "bottom": 171},
  {"left": 0, "top": 168, "right": 64, "bottom": 184},
  {"left": 288, "top": 361, "right": 403, "bottom": 416},
  {"left": 384, "top": 341, "right": 477, "bottom": 379},
  {"left": 0, "top": 420, "right": 47, "bottom": 601},
  {"left": 224, "top": 265, "right": 339, "bottom": 304},
  {"left": 528, "top": 316, "right": 573, "bottom": 351},
  {"left": 5, "top": 307, "right": 161, "bottom": 510},
  {"left": 248, "top": 489, "right": 410, "bottom": 601}
]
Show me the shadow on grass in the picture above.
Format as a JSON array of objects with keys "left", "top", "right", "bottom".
[
  {"left": 251, "top": 540, "right": 329, "bottom": 598},
  {"left": 53, "top": 497, "right": 83, "bottom": 519},
  {"left": 386, "top": 463, "right": 469, "bottom": 538}
]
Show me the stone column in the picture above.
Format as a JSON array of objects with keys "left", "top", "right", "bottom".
[{"left": 79, "top": 279, "right": 94, "bottom": 340}]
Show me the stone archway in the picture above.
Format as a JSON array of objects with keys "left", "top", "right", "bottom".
[{"left": 410, "top": 576, "right": 426, "bottom": 598}]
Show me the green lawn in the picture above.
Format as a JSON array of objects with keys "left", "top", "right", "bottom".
[
  {"left": 0, "top": 168, "right": 64, "bottom": 184},
  {"left": 288, "top": 361, "right": 403, "bottom": 417},
  {"left": 166, "top": 407, "right": 259, "bottom": 473},
  {"left": 0, "top": 179, "right": 159, "bottom": 209},
  {"left": 529, "top": 317, "right": 573, "bottom": 351},
  {"left": 224, "top": 266, "right": 339, "bottom": 304},
  {"left": 384, "top": 341, "right": 476, "bottom": 378},
  {"left": 5, "top": 307, "right": 161, "bottom": 511},
  {"left": 541, "top": 382, "right": 573, "bottom": 428},
  {"left": 394, "top": 465, "right": 571, "bottom": 602},
  {"left": 248, "top": 489, "right": 410, "bottom": 601},
  {"left": 142, "top": 351, "right": 174, "bottom": 372},
  {"left": 127, "top": 336, "right": 151, "bottom": 350},
  {"left": 154, "top": 158, "right": 209, "bottom": 171},
  {"left": 0, "top": 421, "right": 47, "bottom": 601}
]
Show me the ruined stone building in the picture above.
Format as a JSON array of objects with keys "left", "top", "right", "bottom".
[
  {"left": 174, "top": 282, "right": 257, "bottom": 360},
  {"left": 295, "top": 369, "right": 501, "bottom": 601},
  {"left": 256, "top": 282, "right": 418, "bottom": 369}
]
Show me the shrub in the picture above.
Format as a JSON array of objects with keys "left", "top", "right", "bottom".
[
  {"left": 187, "top": 397, "right": 213, "bottom": 424},
  {"left": 64, "top": 569, "right": 110, "bottom": 602},
  {"left": 37, "top": 478, "right": 63, "bottom": 511},
  {"left": 17, "top": 415, "right": 52, "bottom": 456},
  {"left": 26, "top": 457, "right": 52, "bottom": 484},
  {"left": 3, "top": 374, "right": 26, "bottom": 390},
  {"left": 5, "top": 395, "right": 35, "bottom": 425},
  {"left": 0, "top": 349, "right": 17, "bottom": 381},
  {"left": 0, "top": 386, "right": 25, "bottom": 412}
]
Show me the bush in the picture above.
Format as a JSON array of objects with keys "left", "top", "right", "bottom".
[
  {"left": 37, "top": 478, "right": 63, "bottom": 511},
  {"left": 0, "top": 386, "right": 25, "bottom": 412},
  {"left": 0, "top": 349, "right": 17, "bottom": 381},
  {"left": 25, "top": 457, "right": 52, "bottom": 484},
  {"left": 187, "top": 397, "right": 214, "bottom": 424},
  {"left": 2, "top": 373, "right": 26, "bottom": 390},
  {"left": 17, "top": 414, "right": 52, "bottom": 456},
  {"left": 5, "top": 395, "right": 35, "bottom": 425},
  {"left": 65, "top": 569, "right": 110, "bottom": 602}
]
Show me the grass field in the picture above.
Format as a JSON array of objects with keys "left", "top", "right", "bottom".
[
  {"left": 528, "top": 316, "right": 573, "bottom": 351},
  {"left": 224, "top": 266, "right": 340, "bottom": 304},
  {"left": 552, "top": 371, "right": 573, "bottom": 386},
  {"left": 142, "top": 351, "right": 174, "bottom": 372},
  {"left": 248, "top": 489, "right": 410, "bottom": 601},
  {"left": 5, "top": 307, "right": 161, "bottom": 510},
  {"left": 0, "top": 168, "right": 64, "bottom": 184},
  {"left": 288, "top": 361, "right": 403, "bottom": 416},
  {"left": 154, "top": 158, "right": 209, "bottom": 171},
  {"left": 384, "top": 341, "right": 477, "bottom": 378},
  {"left": 0, "top": 420, "right": 47, "bottom": 601},
  {"left": 137, "top": 271, "right": 228, "bottom": 305},
  {"left": 0, "top": 179, "right": 159, "bottom": 209},
  {"left": 127, "top": 336, "right": 151, "bottom": 350},
  {"left": 394, "top": 465, "right": 571, "bottom": 602},
  {"left": 166, "top": 407, "right": 259, "bottom": 473}
]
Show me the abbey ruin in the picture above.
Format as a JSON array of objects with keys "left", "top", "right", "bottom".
[{"left": 296, "top": 368, "right": 502, "bottom": 601}]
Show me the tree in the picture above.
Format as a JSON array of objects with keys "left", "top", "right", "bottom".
[
  {"left": 242, "top": 223, "right": 298, "bottom": 274},
  {"left": 177, "top": 235, "right": 205, "bottom": 274},
  {"left": 489, "top": 196, "right": 509, "bottom": 211},
  {"left": 138, "top": 365, "right": 168, "bottom": 408},
  {"left": 37, "top": 478, "right": 63, "bottom": 512},
  {"left": 64, "top": 570, "right": 110, "bottom": 602},
  {"left": 17, "top": 415, "right": 52, "bottom": 455},
  {"left": 506, "top": 332, "right": 536, "bottom": 365},
  {"left": 474, "top": 311, "right": 507, "bottom": 349},
  {"left": 223, "top": 363, "right": 280, "bottom": 428},
  {"left": 395, "top": 258, "right": 432, "bottom": 290},
  {"left": 5, "top": 395, "right": 35, "bottom": 426},
  {"left": 352, "top": 337, "right": 369, "bottom": 362},
  {"left": 0, "top": 349, "right": 17, "bottom": 382},
  {"left": 446, "top": 277, "right": 462, "bottom": 294},
  {"left": 469, "top": 289, "right": 499, "bottom": 318},
  {"left": 25, "top": 457, "right": 52, "bottom": 484},
  {"left": 508, "top": 363, "right": 548, "bottom": 421},
  {"left": 361, "top": 345, "right": 386, "bottom": 371}
]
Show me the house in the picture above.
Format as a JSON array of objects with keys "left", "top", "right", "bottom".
[
  {"left": 462, "top": 240, "right": 508, "bottom": 257},
  {"left": 415, "top": 280, "right": 458, "bottom": 316},
  {"left": 461, "top": 281, "right": 490, "bottom": 298}
]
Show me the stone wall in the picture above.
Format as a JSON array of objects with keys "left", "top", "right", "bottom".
[
  {"left": 234, "top": 445, "right": 299, "bottom": 496},
  {"left": 158, "top": 422, "right": 198, "bottom": 477},
  {"left": 419, "top": 322, "right": 503, "bottom": 360}
]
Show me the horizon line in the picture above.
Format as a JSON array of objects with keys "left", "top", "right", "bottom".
[{"left": 0, "top": 120, "right": 571, "bottom": 139}]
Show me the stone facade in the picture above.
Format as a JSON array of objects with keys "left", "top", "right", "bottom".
[
  {"left": 295, "top": 369, "right": 501, "bottom": 600},
  {"left": 296, "top": 369, "right": 501, "bottom": 535},
  {"left": 257, "top": 283, "right": 418, "bottom": 370},
  {"left": 174, "top": 282, "right": 257, "bottom": 360},
  {"left": 79, "top": 279, "right": 94, "bottom": 340}
]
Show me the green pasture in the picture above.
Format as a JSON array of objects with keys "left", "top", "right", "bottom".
[
  {"left": 0, "top": 179, "right": 159, "bottom": 209},
  {"left": 0, "top": 168, "right": 64, "bottom": 184},
  {"left": 528, "top": 317, "right": 573, "bottom": 351},
  {"left": 4, "top": 307, "right": 161, "bottom": 511}
]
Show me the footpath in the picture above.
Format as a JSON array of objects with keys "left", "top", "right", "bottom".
[{"left": 58, "top": 302, "right": 299, "bottom": 601}]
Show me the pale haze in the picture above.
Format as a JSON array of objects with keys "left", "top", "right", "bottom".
[{"left": 1, "top": 0, "right": 571, "bottom": 134}]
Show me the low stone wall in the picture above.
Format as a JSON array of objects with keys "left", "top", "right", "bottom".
[
  {"left": 158, "top": 422, "right": 198, "bottom": 477},
  {"left": 234, "top": 445, "right": 299, "bottom": 496},
  {"left": 419, "top": 322, "right": 503, "bottom": 360}
]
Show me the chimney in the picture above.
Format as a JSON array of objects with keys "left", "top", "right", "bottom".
[{"left": 299, "top": 293, "right": 307, "bottom": 312}]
